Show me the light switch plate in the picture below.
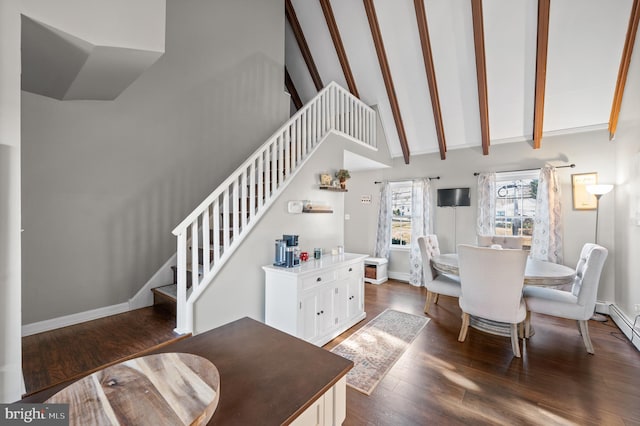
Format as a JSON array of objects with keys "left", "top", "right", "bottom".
[{"left": 287, "top": 200, "right": 303, "bottom": 214}]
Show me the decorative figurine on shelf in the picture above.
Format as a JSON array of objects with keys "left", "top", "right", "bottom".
[
  {"left": 335, "top": 169, "right": 350, "bottom": 189},
  {"left": 320, "top": 173, "right": 332, "bottom": 187}
]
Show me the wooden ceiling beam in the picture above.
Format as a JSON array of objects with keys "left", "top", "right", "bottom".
[
  {"left": 533, "top": 0, "right": 550, "bottom": 149},
  {"left": 285, "top": 0, "right": 324, "bottom": 91},
  {"left": 318, "top": 0, "right": 359, "bottom": 98},
  {"left": 285, "top": 67, "right": 303, "bottom": 111},
  {"left": 471, "top": 0, "right": 490, "bottom": 156},
  {"left": 609, "top": 0, "right": 640, "bottom": 140},
  {"left": 363, "top": 0, "right": 411, "bottom": 164},
  {"left": 414, "top": 0, "right": 447, "bottom": 160}
]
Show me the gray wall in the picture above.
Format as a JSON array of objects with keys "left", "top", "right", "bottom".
[
  {"left": 0, "top": 0, "right": 23, "bottom": 403},
  {"left": 21, "top": 0, "right": 289, "bottom": 323},
  {"left": 194, "top": 132, "right": 361, "bottom": 332},
  {"left": 344, "top": 130, "right": 618, "bottom": 302},
  {"left": 613, "top": 29, "right": 640, "bottom": 321}
]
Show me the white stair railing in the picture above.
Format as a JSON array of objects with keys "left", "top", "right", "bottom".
[{"left": 171, "top": 82, "right": 376, "bottom": 334}]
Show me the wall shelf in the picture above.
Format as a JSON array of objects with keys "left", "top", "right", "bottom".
[
  {"left": 302, "top": 208, "right": 333, "bottom": 213},
  {"left": 319, "top": 186, "right": 347, "bottom": 192}
]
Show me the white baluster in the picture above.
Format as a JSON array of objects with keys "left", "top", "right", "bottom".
[
  {"left": 191, "top": 220, "right": 199, "bottom": 290},
  {"left": 249, "top": 161, "right": 256, "bottom": 220},
  {"left": 282, "top": 134, "right": 289, "bottom": 179},
  {"left": 232, "top": 179, "right": 239, "bottom": 243},
  {"left": 213, "top": 198, "right": 220, "bottom": 263},
  {"left": 241, "top": 169, "right": 248, "bottom": 230},
  {"left": 257, "top": 152, "right": 264, "bottom": 208},
  {"left": 223, "top": 187, "right": 230, "bottom": 252},
  {"left": 176, "top": 231, "right": 187, "bottom": 332},
  {"left": 203, "top": 206, "right": 210, "bottom": 273}
]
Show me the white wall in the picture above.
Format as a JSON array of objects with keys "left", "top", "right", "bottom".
[
  {"left": 613, "top": 27, "right": 640, "bottom": 322},
  {"left": 21, "top": 0, "right": 289, "bottom": 323},
  {"left": 0, "top": 0, "right": 23, "bottom": 403},
  {"left": 193, "top": 132, "right": 362, "bottom": 332},
  {"left": 344, "top": 130, "right": 618, "bottom": 302}
]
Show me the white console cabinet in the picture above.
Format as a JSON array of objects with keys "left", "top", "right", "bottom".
[{"left": 264, "top": 253, "right": 368, "bottom": 346}]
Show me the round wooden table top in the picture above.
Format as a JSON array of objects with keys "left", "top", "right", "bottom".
[
  {"left": 46, "top": 352, "right": 220, "bottom": 426},
  {"left": 432, "top": 253, "right": 576, "bottom": 286}
]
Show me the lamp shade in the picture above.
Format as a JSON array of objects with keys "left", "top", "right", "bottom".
[{"left": 586, "top": 184, "right": 613, "bottom": 196}]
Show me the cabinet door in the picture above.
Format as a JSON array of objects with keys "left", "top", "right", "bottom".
[
  {"left": 301, "top": 292, "right": 320, "bottom": 341},
  {"left": 346, "top": 276, "right": 363, "bottom": 319}
]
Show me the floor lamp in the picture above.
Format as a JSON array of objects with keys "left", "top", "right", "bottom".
[
  {"left": 586, "top": 184, "right": 613, "bottom": 244},
  {"left": 585, "top": 183, "right": 613, "bottom": 322}
]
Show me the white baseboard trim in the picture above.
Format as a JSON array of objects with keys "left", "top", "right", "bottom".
[
  {"left": 129, "top": 253, "right": 177, "bottom": 310},
  {"left": 388, "top": 271, "right": 409, "bottom": 282},
  {"left": 609, "top": 304, "right": 640, "bottom": 351},
  {"left": 22, "top": 302, "right": 130, "bottom": 337}
]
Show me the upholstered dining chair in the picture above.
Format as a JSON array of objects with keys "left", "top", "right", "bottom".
[
  {"left": 523, "top": 243, "right": 608, "bottom": 354},
  {"left": 477, "top": 234, "right": 524, "bottom": 249},
  {"left": 417, "top": 235, "right": 460, "bottom": 314},
  {"left": 457, "top": 244, "right": 529, "bottom": 357}
]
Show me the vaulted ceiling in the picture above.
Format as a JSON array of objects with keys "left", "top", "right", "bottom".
[{"left": 284, "top": 0, "right": 639, "bottom": 163}]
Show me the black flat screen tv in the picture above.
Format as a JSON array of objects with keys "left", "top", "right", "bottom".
[{"left": 437, "top": 188, "right": 470, "bottom": 207}]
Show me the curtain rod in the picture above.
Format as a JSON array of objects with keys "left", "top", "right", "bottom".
[
  {"left": 473, "top": 163, "right": 575, "bottom": 176},
  {"left": 374, "top": 176, "right": 440, "bottom": 184}
]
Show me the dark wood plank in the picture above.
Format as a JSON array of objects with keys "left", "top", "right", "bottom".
[
  {"left": 285, "top": 0, "right": 324, "bottom": 92},
  {"left": 319, "top": 0, "right": 359, "bottom": 98},
  {"left": 414, "top": 0, "right": 447, "bottom": 160},
  {"left": 534, "top": 0, "right": 551, "bottom": 149},
  {"left": 471, "top": 0, "right": 490, "bottom": 155},
  {"left": 285, "top": 66, "right": 303, "bottom": 110},
  {"left": 609, "top": 0, "right": 640, "bottom": 140},
  {"left": 22, "top": 306, "right": 187, "bottom": 396},
  {"left": 363, "top": 0, "right": 411, "bottom": 164}
]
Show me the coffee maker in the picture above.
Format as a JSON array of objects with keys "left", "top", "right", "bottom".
[
  {"left": 274, "top": 239, "right": 287, "bottom": 266},
  {"left": 283, "top": 234, "right": 300, "bottom": 267}
]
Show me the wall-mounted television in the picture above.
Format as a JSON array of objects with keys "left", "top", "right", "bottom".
[{"left": 437, "top": 188, "right": 470, "bottom": 207}]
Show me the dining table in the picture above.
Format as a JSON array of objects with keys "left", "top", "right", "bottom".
[{"left": 431, "top": 253, "right": 576, "bottom": 337}]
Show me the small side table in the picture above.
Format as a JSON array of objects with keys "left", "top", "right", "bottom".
[{"left": 364, "top": 257, "right": 388, "bottom": 284}]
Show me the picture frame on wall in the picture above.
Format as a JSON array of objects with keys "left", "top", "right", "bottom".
[{"left": 572, "top": 172, "right": 598, "bottom": 210}]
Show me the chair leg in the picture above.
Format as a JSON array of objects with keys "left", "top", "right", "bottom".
[
  {"left": 510, "top": 323, "right": 521, "bottom": 358},
  {"left": 433, "top": 293, "right": 440, "bottom": 305},
  {"left": 524, "top": 311, "right": 532, "bottom": 338},
  {"left": 424, "top": 291, "right": 434, "bottom": 314},
  {"left": 578, "top": 320, "right": 595, "bottom": 354},
  {"left": 458, "top": 312, "right": 470, "bottom": 342}
]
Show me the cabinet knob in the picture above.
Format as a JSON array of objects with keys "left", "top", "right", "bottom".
[
  {"left": 316, "top": 277, "right": 322, "bottom": 282},
  {"left": 320, "top": 310, "right": 324, "bottom": 314},
  {"left": 348, "top": 267, "right": 353, "bottom": 272},
  {"left": 317, "top": 312, "right": 321, "bottom": 316}
]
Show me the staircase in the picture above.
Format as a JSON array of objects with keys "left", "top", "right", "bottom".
[{"left": 151, "top": 82, "right": 377, "bottom": 334}]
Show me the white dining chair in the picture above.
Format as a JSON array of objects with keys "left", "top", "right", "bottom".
[
  {"left": 523, "top": 243, "right": 608, "bottom": 354},
  {"left": 418, "top": 235, "right": 460, "bottom": 314},
  {"left": 477, "top": 234, "right": 524, "bottom": 249},
  {"left": 457, "top": 244, "right": 529, "bottom": 357}
]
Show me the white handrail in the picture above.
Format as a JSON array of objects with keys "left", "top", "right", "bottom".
[{"left": 171, "top": 82, "right": 376, "bottom": 333}]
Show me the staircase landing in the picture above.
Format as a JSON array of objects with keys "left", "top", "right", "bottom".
[{"left": 22, "top": 306, "right": 189, "bottom": 397}]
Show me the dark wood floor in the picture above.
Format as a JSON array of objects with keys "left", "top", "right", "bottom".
[
  {"left": 324, "top": 280, "right": 640, "bottom": 426},
  {"left": 23, "top": 281, "right": 640, "bottom": 425},
  {"left": 22, "top": 306, "right": 186, "bottom": 396}
]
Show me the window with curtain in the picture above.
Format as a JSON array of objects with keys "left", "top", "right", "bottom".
[
  {"left": 494, "top": 171, "right": 539, "bottom": 249},
  {"left": 390, "top": 182, "right": 412, "bottom": 247}
]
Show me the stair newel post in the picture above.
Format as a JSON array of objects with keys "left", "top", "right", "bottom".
[
  {"left": 203, "top": 207, "right": 210, "bottom": 274},
  {"left": 191, "top": 220, "right": 200, "bottom": 291},
  {"left": 176, "top": 231, "right": 187, "bottom": 333}
]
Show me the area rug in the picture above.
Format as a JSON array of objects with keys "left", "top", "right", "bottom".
[{"left": 330, "top": 309, "right": 429, "bottom": 395}]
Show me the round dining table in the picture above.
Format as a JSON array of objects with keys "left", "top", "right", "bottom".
[
  {"left": 431, "top": 253, "right": 576, "bottom": 286},
  {"left": 431, "top": 253, "right": 576, "bottom": 337}
]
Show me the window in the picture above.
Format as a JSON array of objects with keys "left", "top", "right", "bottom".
[
  {"left": 495, "top": 171, "right": 538, "bottom": 248},
  {"left": 391, "top": 182, "right": 412, "bottom": 247}
]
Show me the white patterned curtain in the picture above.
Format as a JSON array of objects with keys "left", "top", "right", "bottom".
[
  {"left": 476, "top": 172, "right": 496, "bottom": 236},
  {"left": 374, "top": 182, "right": 392, "bottom": 259},
  {"left": 409, "top": 179, "right": 432, "bottom": 287},
  {"left": 531, "top": 166, "right": 563, "bottom": 263}
]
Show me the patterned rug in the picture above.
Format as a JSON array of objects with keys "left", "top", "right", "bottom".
[{"left": 330, "top": 309, "right": 429, "bottom": 395}]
